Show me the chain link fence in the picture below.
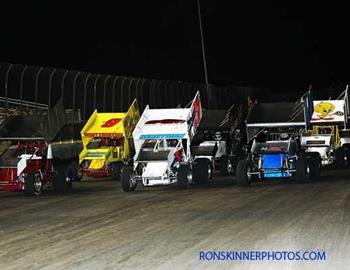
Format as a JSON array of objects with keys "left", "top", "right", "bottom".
[{"left": 0, "top": 63, "right": 273, "bottom": 120}]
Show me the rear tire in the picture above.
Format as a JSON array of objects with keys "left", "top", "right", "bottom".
[
  {"left": 75, "top": 164, "right": 83, "bottom": 181},
  {"left": 296, "top": 155, "right": 309, "bottom": 183},
  {"left": 111, "top": 162, "right": 123, "bottom": 181},
  {"left": 307, "top": 153, "right": 321, "bottom": 179},
  {"left": 193, "top": 158, "right": 210, "bottom": 184},
  {"left": 53, "top": 165, "right": 73, "bottom": 193},
  {"left": 177, "top": 165, "right": 192, "bottom": 189},
  {"left": 24, "top": 173, "right": 43, "bottom": 196},
  {"left": 336, "top": 147, "right": 346, "bottom": 169},
  {"left": 68, "top": 163, "right": 83, "bottom": 182},
  {"left": 220, "top": 155, "right": 230, "bottom": 176},
  {"left": 121, "top": 166, "right": 136, "bottom": 192},
  {"left": 236, "top": 160, "right": 252, "bottom": 186}
]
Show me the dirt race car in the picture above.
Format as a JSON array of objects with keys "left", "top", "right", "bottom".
[
  {"left": 0, "top": 100, "right": 82, "bottom": 195},
  {"left": 79, "top": 99, "right": 140, "bottom": 181},
  {"left": 301, "top": 87, "right": 350, "bottom": 168},
  {"left": 236, "top": 92, "right": 320, "bottom": 186},
  {"left": 121, "top": 91, "right": 203, "bottom": 191},
  {"left": 190, "top": 106, "right": 246, "bottom": 178}
]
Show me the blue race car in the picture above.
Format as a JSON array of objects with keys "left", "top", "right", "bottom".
[
  {"left": 236, "top": 133, "right": 315, "bottom": 186},
  {"left": 236, "top": 97, "right": 319, "bottom": 186}
]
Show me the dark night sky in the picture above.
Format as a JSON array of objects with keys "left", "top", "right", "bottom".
[{"left": 0, "top": 1, "right": 349, "bottom": 90}]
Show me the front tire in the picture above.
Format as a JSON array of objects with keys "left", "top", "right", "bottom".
[
  {"left": 24, "top": 173, "right": 43, "bottom": 196},
  {"left": 220, "top": 155, "right": 232, "bottom": 176},
  {"left": 121, "top": 166, "right": 136, "bottom": 192},
  {"left": 236, "top": 160, "right": 252, "bottom": 186},
  {"left": 177, "top": 165, "right": 192, "bottom": 189},
  {"left": 53, "top": 165, "right": 73, "bottom": 193},
  {"left": 193, "top": 158, "right": 210, "bottom": 184},
  {"left": 111, "top": 162, "right": 123, "bottom": 181}
]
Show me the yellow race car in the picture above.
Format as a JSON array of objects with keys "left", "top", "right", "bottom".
[{"left": 79, "top": 100, "right": 139, "bottom": 180}]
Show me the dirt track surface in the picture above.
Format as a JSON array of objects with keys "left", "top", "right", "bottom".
[{"left": 0, "top": 168, "right": 350, "bottom": 270}]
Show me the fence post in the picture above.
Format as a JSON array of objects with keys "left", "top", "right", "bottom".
[
  {"left": 120, "top": 77, "right": 127, "bottom": 111},
  {"left": 139, "top": 79, "right": 145, "bottom": 110},
  {"left": 61, "top": 70, "right": 69, "bottom": 101},
  {"left": 72, "top": 71, "right": 81, "bottom": 123},
  {"left": 4, "top": 64, "right": 14, "bottom": 119},
  {"left": 164, "top": 81, "right": 169, "bottom": 108},
  {"left": 111, "top": 76, "right": 119, "bottom": 112},
  {"left": 149, "top": 80, "right": 155, "bottom": 108},
  {"left": 19, "top": 65, "right": 28, "bottom": 114},
  {"left": 93, "top": 74, "right": 101, "bottom": 109},
  {"left": 34, "top": 67, "right": 44, "bottom": 115},
  {"left": 155, "top": 81, "right": 161, "bottom": 108},
  {"left": 175, "top": 82, "right": 181, "bottom": 107},
  {"left": 182, "top": 82, "right": 187, "bottom": 107},
  {"left": 103, "top": 75, "right": 110, "bottom": 111},
  {"left": 169, "top": 82, "right": 175, "bottom": 108},
  {"left": 134, "top": 78, "right": 141, "bottom": 106},
  {"left": 128, "top": 78, "right": 136, "bottom": 106},
  {"left": 83, "top": 73, "right": 92, "bottom": 120},
  {"left": 48, "top": 68, "right": 56, "bottom": 109}
]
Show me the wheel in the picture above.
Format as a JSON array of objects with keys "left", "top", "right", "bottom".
[
  {"left": 307, "top": 153, "right": 320, "bottom": 179},
  {"left": 336, "top": 147, "right": 346, "bottom": 169},
  {"left": 75, "top": 164, "right": 83, "bottom": 181},
  {"left": 231, "top": 157, "right": 241, "bottom": 176},
  {"left": 53, "top": 165, "right": 73, "bottom": 192},
  {"left": 177, "top": 165, "right": 192, "bottom": 189},
  {"left": 68, "top": 163, "right": 83, "bottom": 182},
  {"left": 121, "top": 166, "right": 137, "bottom": 192},
  {"left": 343, "top": 145, "right": 350, "bottom": 167},
  {"left": 24, "top": 173, "right": 43, "bottom": 196},
  {"left": 296, "top": 155, "right": 309, "bottom": 183},
  {"left": 236, "top": 160, "right": 252, "bottom": 186},
  {"left": 192, "top": 158, "right": 210, "bottom": 184},
  {"left": 111, "top": 162, "right": 123, "bottom": 181},
  {"left": 220, "top": 155, "right": 232, "bottom": 176},
  {"left": 209, "top": 164, "right": 214, "bottom": 179}
]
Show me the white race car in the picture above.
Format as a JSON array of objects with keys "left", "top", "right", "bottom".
[{"left": 121, "top": 91, "right": 206, "bottom": 191}]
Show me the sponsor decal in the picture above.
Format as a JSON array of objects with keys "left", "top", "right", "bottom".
[
  {"left": 311, "top": 100, "right": 345, "bottom": 122},
  {"left": 86, "top": 152, "right": 107, "bottom": 157},
  {"left": 306, "top": 140, "right": 326, "bottom": 145},
  {"left": 139, "top": 134, "right": 185, "bottom": 140},
  {"left": 101, "top": 118, "right": 121, "bottom": 128}
]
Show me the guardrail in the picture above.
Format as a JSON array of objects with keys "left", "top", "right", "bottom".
[{"left": 0, "top": 96, "right": 48, "bottom": 111}]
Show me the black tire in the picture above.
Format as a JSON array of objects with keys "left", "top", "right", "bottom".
[
  {"left": 236, "top": 160, "right": 251, "bottom": 187},
  {"left": 111, "top": 162, "right": 123, "bottom": 181},
  {"left": 307, "top": 154, "right": 320, "bottom": 179},
  {"left": 24, "top": 173, "right": 43, "bottom": 196},
  {"left": 296, "top": 155, "right": 309, "bottom": 183},
  {"left": 177, "top": 165, "right": 191, "bottom": 189},
  {"left": 209, "top": 164, "right": 214, "bottom": 179},
  {"left": 193, "top": 158, "right": 210, "bottom": 184},
  {"left": 53, "top": 165, "right": 73, "bottom": 193},
  {"left": 336, "top": 147, "right": 346, "bottom": 169},
  {"left": 343, "top": 144, "right": 350, "bottom": 167},
  {"left": 121, "top": 166, "right": 136, "bottom": 192},
  {"left": 220, "top": 155, "right": 230, "bottom": 176},
  {"left": 68, "top": 163, "right": 83, "bottom": 182},
  {"left": 75, "top": 164, "right": 83, "bottom": 181}
]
